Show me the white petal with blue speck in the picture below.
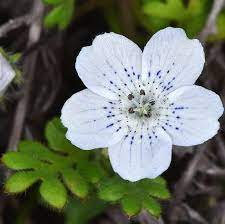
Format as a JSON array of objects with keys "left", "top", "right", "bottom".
[{"left": 61, "top": 27, "right": 224, "bottom": 182}]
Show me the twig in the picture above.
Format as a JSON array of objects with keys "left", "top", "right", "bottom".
[
  {"left": 7, "top": 0, "right": 44, "bottom": 151},
  {"left": 215, "top": 134, "right": 225, "bottom": 167},
  {"left": 182, "top": 204, "right": 209, "bottom": 224},
  {"left": 0, "top": 14, "right": 35, "bottom": 38},
  {"left": 135, "top": 211, "right": 165, "bottom": 224},
  {"left": 173, "top": 144, "right": 207, "bottom": 202},
  {"left": 118, "top": 0, "right": 136, "bottom": 39},
  {"left": 199, "top": 0, "right": 225, "bottom": 42}
]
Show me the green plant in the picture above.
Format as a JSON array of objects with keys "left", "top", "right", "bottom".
[
  {"left": 3, "top": 118, "right": 170, "bottom": 219},
  {"left": 3, "top": 118, "right": 103, "bottom": 209},
  {"left": 142, "top": 0, "right": 212, "bottom": 37},
  {"left": 98, "top": 176, "right": 170, "bottom": 217},
  {"left": 43, "top": 0, "right": 76, "bottom": 29},
  {"left": 65, "top": 197, "right": 107, "bottom": 224}
]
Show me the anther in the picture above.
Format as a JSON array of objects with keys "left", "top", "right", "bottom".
[
  {"left": 140, "top": 89, "right": 145, "bottom": 95},
  {"left": 150, "top": 101, "right": 155, "bottom": 105},
  {"left": 128, "top": 108, "right": 134, "bottom": 113},
  {"left": 128, "top": 94, "right": 134, "bottom": 100}
]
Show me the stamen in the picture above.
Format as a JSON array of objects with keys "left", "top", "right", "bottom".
[
  {"left": 128, "top": 94, "right": 134, "bottom": 100},
  {"left": 144, "top": 113, "right": 151, "bottom": 118},
  {"left": 150, "top": 101, "right": 155, "bottom": 105},
  {"left": 128, "top": 108, "right": 134, "bottom": 113},
  {"left": 140, "top": 89, "right": 145, "bottom": 95}
]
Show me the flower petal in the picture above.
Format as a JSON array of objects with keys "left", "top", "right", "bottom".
[
  {"left": 160, "top": 85, "right": 224, "bottom": 146},
  {"left": 142, "top": 27, "right": 205, "bottom": 95},
  {"left": 0, "top": 53, "right": 15, "bottom": 94},
  {"left": 75, "top": 33, "right": 142, "bottom": 100},
  {"left": 108, "top": 126, "right": 172, "bottom": 182},
  {"left": 61, "top": 89, "right": 128, "bottom": 150}
]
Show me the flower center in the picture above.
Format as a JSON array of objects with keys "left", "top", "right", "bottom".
[{"left": 127, "top": 90, "right": 155, "bottom": 118}]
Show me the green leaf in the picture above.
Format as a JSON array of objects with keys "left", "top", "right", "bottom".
[
  {"left": 141, "top": 180, "right": 170, "bottom": 199},
  {"left": 62, "top": 168, "right": 89, "bottom": 198},
  {"left": 143, "top": 197, "right": 162, "bottom": 218},
  {"left": 148, "top": 183, "right": 170, "bottom": 199},
  {"left": 44, "top": 5, "right": 64, "bottom": 28},
  {"left": 44, "top": 0, "right": 75, "bottom": 29},
  {"left": 143, "top": 0, "right": 186, "bottom": 21},
  {"left": 78, "top": 161, "right": 104, "bottom": 184},
  {"left": 141, "top": 0, "right": 211, "bottom": 38},
  {"left": 121, "top": 194, "right": 142, "bottom": 216},
  {"left": 97, "top": 176, "right": 170, "bottom": 217},
  {"left": 5, "top": 171, "right": 39, "bottom": 193},
  {"left": 2, "top": 152, "right": 43, "bottom": 170},
  {"left": 98, "top": 177, "right": 126, "bottom": 201},
  {"left": 18, "top": 141, "right": 57, "bottom": 161},
  {"left": 65, "top": 197, "right": 107, "bottom": 224},
  {"left": 40, "top": 177, "right": 67, "bottom": 209},
  {"left": 45, "top": 118, "right": 76, "bottom": 152}
]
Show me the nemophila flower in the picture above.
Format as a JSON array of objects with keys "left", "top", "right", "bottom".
[
  {"left": 0, "top": 53, "right": 15, "bottom": 95},
  {"left": 61, "top": 27, "right": 224, "bottom": 182}
]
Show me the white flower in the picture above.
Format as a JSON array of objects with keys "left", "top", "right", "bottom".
[
  {"left": 61, "top": 27, "right": 224, "bottom": 182},
  {"left": 0, "top": 53, "right": 15, "bottom": 95}
]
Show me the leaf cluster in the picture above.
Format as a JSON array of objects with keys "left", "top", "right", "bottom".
[
  {"left": 98, "top": 176, "right": 170, "bottom": 217},
  {"left": 141, "top": 0, "right": 225, "bottom": 40},
  {"left": 2, "top": 118, "right": 104, "bottom": 209},
  {"left": 2, "top": 118, "right": 170, "bottom": 219},
  {"left": 142, "top": 0, "right": 211, "bottom": 37}
]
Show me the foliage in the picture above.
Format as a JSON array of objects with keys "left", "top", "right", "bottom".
[
  {"left": 142, "top": 0, "right": 212, "bottom": 37},
  {"left": 3, "top": 118, "right": 170, "bottom": 219},
  {"left": 41, "top": 0, "right": 225, "bottom": 41},
  {"left": 43, "top": 0, "right": 76, "bottom": 29},
  {"left": 98, "top": 176, "right": 170, "bottom": 217},
  {"left": 3, "top": 118, "right": 104, "bottom": 209},
  {"left": 140, "top": 0, "right": 225, "bottom": 40},
  {"left": 65, "top": 197, "right": 107, "bottom": 224}
]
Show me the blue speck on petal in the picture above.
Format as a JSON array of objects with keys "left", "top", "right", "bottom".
[{"left": 106, "top": 123, "right": 114, "bottom": 128}]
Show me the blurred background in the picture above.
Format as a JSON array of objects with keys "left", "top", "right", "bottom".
[{"left": 0, "top": 0, "right": 225, "bottom": 223}]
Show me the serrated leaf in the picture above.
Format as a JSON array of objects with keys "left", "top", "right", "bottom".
[
  {"left": 98, "top": 177, "right": 126, "bottom": 201},
  {"left": 121, "top": 194, "right": 142, "bottom": 216},
  {"left": 78, "top": 161, "right": 104, "bottom": 184},
  {"left": 45, "top": 118, "right": 76, "bottom": 152},
  {"left": 65, "top": 197, "right": 107, "bottom": 224},
  {"left": 2, "top": 117, "right": 108, "bottom": 210},
  {"left": 151, "top": 177, "right": 167, "bottom": 186},
  {"left": 40, "top": 177, "right": 67, "bottom": 209},
  {"left": 18, "top": 141, "right": 58, "bottom": 162},
  {"left": 5, "top": 171, "right": 39, "bottom": 193},
  {"left": 143, "top": 197, "right": 161, "bottom": 218},
  {"left": 2, "top": 152, "right": 43, "bottom": 170},
  {"left": 146, "top": 182, "right": 170, "bottom": 199},
  {"left": 62, "top": 168, "right": 89, "bottom": 198}
]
